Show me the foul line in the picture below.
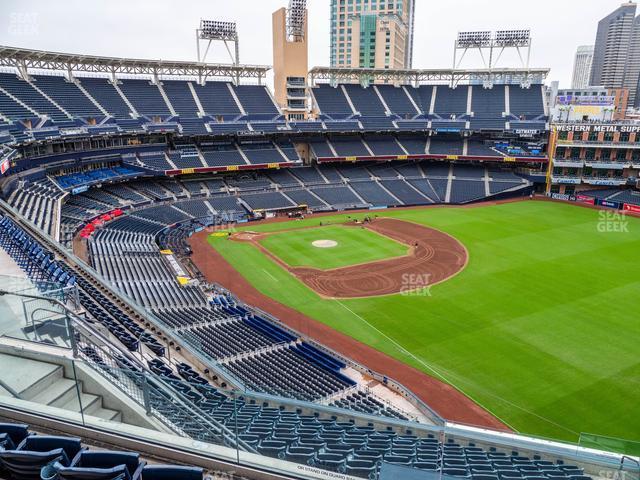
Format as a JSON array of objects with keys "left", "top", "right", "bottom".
[
  {"left": 262, "top": 269, "right": 278, "bottom": 282},
  {"left": 335, "top": 300, "right": 579, "bottom": 436}
]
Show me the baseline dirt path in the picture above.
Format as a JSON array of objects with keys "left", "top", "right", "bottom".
[
  {"left": 233, "top": 218, "right": 468, "bottom": 298},
  {"left": 188, "top": 214, "right": 509, "bottom": 430}
]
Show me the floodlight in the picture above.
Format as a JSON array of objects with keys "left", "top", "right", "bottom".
[
  {"left": 494, "top": 29, "right": 531, "bottom": 47},
  {"left": 456, "top": 31, "right": 492, "bottom": 48},
  {"left": 199, "top": 20, "right": 238, "bottom": 40},
  {"left": 286, "top": 0, "right": 307, "bottom": 40}
]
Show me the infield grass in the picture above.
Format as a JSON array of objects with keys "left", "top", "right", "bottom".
[
  {"left": 208, "top": 201, "right": 640, "bottom": 444},
  {"left": 258, "top": 224, "right": 408, "bottom": 270}
]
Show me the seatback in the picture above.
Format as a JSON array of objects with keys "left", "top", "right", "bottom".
[
  {"left": 0, "top": 436, "right": 82, "bottom": 479},
  {"left": 141, "top": 465, "right": 204, "bottom": 480},
  {"left": 58, "top": 463, "right": 129, "bottom": 480},
  {"left": 0, "top": 423, "right": 30, "bottom": 449}
]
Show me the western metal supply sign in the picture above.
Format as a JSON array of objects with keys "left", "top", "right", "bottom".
[{"left": 555, "top": 124, "right": 640, "bottom": 133}]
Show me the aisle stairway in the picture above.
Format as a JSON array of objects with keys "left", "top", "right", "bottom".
[{"left": 0, "top": 352, "right": 122, "bottom": 422}]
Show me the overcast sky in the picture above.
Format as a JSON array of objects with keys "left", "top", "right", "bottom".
[{"left": 0, "top": 0, "right": 627, "bottom": 87}]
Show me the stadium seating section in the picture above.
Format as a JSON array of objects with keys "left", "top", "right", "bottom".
[
  {"left": 0, "top": 72, "right": 547, "bottom": 146},
  {"left": 3, "top": 160, "right": 530, "bottom": 249},
  {"left": 0, "top": 423, "right": 204, "bottom": 480}
]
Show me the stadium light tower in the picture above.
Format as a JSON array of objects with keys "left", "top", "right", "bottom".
[
  {"left": 286, "top": 0, "right": 307, "bottom": 41},
  {"left": 195, "top": 19, "right": 240, "bottom": 66},
  {"left": 453, "top": 29, "right": 532, "bottom": 71}
]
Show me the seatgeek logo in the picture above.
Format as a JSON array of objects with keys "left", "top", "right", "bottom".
[
  {"left": 597, "top": 210, "right": 629, "bottom": 233},
  {"left": 7, "top": 12, "right": 39, "bottom": 36},
  {"left": 400, "top": 273, "right": 432, "bottom": 297}
]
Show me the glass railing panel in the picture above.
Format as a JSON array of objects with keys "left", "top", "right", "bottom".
[{"left": 0, "top": 274, "right": 75, "bottom": 348}]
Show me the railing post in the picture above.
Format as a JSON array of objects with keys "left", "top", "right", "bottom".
[
  {"left": 69, "top": 315, "right": 78, "bottom": 358},
  {"left": 142, "top": 371, "right": 151, "bottom": 414},
  {"left": 71, "top": 360, "right": 85, "bottom": 426}
]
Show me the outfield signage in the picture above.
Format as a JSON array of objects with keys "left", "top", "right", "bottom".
[
  {"left": 598, "top": 199, "right": 621, "bottom": 209},
  {"left": 575, "top": 194, "right": 595, "bottom": 205},
  {"left": 555, "top": 124, "right": 640, "bottom": 133},
  {"left": 550, "top": 193, "right": 575, "bottom": 201},
  {"left": 623, "top": 203, "right": 640, "bottom": 213}
]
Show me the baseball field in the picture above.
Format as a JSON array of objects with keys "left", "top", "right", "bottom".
[
  {"left": 258, "top": 224, "right": 409, "bottom": 270},
  {"left": 203, "top": 200, "right": 640, "bottom": 444}
]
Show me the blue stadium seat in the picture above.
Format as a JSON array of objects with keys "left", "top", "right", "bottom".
[
  {"left": 55, "top": 451, "right": 145, "bottom": 480},
  {"left": 140, "top": 465, "right": 203, "bottom": 480},
  {"left": 0, "top": 436, "right": 83, "bottom": 479},
  {"left": 0, "top": 423, "right": 30, "bottom": 450}
]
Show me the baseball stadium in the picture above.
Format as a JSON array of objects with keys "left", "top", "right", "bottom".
[{"left": 0, "top": 1, "right": 638, "bottom": 480}]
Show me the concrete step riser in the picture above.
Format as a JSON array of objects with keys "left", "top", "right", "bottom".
[
  {"left": 20, "top": 366, "right": 64, "bottom": 400},
  {"left": 62, "top": 391, "right": 101, "bottom": 414},
  {"left": 31, "top": 379, "right": 78, "bottom": 407},
  {"left": 89, "top": 408, "right": 122, "bottom": 422}
]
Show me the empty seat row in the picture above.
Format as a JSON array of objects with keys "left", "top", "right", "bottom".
[{"left": 0, "top": 423, "right": 203, "bottom": 480}]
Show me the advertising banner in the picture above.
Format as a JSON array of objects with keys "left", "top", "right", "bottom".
[
  {"left": 576, "top": 195, "right": 595, "bottom": 205},
  {"left": 598, "top": 199, "right": 621, "bottom": 209},
  {"left": 0, "top": 158, "right": 10, "bottom": 175},
  {"left": 550, "top": 193, "right": 572, "bottom": 201},
  {"left": 623, "top": 203, "right": 640, "bottom": 214}
]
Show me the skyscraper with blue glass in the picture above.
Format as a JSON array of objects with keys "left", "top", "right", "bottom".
[{"left": 330, "top": 0, "right": 415, "bottom": 69}]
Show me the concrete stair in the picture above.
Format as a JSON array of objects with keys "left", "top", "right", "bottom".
[{"left": 0, "top": 352, "right": 122, "bottom": 422}]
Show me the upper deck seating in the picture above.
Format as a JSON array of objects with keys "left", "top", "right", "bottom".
[
  {"left": 312, "top": 84, "right": 353, "bottom": 118},
  {"left": 0, "top": 73, "right": 69, "bottom": 121},
  {"left": 31, "top": 75, "right": 102, "bottom": 118},
  {"left": 118, "top": 80, "right": 170, "bottom": 117},
  {"left": 79, "top": 77, "right": 132, "bottom": 118}
]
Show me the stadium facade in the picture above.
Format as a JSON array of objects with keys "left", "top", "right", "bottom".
[
  {"left": 548, "top": 122, "right": 640, "bottom": 210},
  {"left": 0, "top": 39, "right": 637, "bottom": 480}
]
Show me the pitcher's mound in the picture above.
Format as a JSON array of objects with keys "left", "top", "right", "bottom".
[{"left": 312, "top": 239, "right": 338, "bottom": 248}]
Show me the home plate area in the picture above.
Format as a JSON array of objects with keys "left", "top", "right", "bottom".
[{"left": 312, "top": 239, "right": 338, "bottom": 248}]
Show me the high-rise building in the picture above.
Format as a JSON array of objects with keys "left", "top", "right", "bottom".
[
  {"left": 571, "top": 45, "right": 594, "bottom": 89},
  {"left": 589, "top": 2, "right": 640, "bottom": 107},
  {"left": 329, "top": 0, "right": 415, "bottom": 69}
]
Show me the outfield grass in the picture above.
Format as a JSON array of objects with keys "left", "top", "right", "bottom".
[
  {"left": 207, "top": 201, "right": 640, "bottom": 443},
  {"left": 258, "top": 224, "right": 408, "bottom": 270}
]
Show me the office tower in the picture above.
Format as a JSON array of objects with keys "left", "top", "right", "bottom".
[
  {"left": 589, "top": 2, "right": 640, "bottom": 106},
  {"left": 571, "top": 45, "right": 594, "bottom": 89},
  {"left": 330, "top": 0, "right": 415, "bottom": 69}
]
